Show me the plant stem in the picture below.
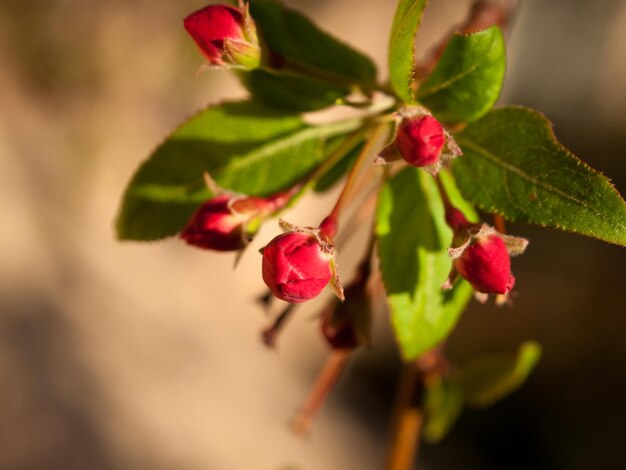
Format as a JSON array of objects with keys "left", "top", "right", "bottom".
[
  {"left": 275, "top": 129, "right": 366, "bottom": 217},
  {"left": 320, "top": 123, "right": 388, "bottom": 239},
  {"left": 334, "top": 184, "right": 379, "bottom": 249},
  {"left": 303, "top": 129, "right": 367, "bottom": 194},
  {"left": 493, "top": 213, "right": 507, "bottom": 234},
  {"left": 291, "top": 349, "right": 351, "bottom": 435},
  {"left": 386, "top": 348, "right": 446, "bottom": 470},
  {"left": 434, "top": 174, "right": 453, "bottom": 210},
  {"left": 386, "top": 362, "right": 424, "bottom": 470}
]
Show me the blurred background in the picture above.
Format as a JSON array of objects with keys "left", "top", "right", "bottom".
[{"left": 1, "top": 0, "right": 625, "bottom": 468}]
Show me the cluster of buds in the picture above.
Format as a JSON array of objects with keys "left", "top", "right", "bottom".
[
  {"left": 261, "top": 218, "right": 343, "bottom": 304},
  {"left": 184, "top": 2, "right": 261, "bottom": 70},
  {"left": 378, "top": 108, "right": 462, "bottom": 175},
  {"left": 182, "top": 2, "right": 529, "bottom": 310},
  {"left": 181, "top": 176, "right": 297, "bottom": 252},
  {"left": 442, "top": 206, "right": 528, "bottom": 299}
]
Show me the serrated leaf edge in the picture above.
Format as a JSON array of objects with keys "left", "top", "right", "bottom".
[{"left": 454, "top": 105, "right": 626, "bottom": 246}]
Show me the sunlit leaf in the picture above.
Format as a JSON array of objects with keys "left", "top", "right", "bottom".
[
  {"left": 376, "top": 168, "right": 474, "bottom": 360},
  {"left": 453, "top": 106, "right": 626, "bottom": 246},
  {"left": 417, "top": 26, "right": 505, "bottom": 124},
  {"left": 116, "top": 100, "right": 362, "bottom": 240},
  {"left": 388, "top": 0, "right": 428, "bottom": 103}
]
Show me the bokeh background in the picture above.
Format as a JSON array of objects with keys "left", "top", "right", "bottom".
[{"left": 1, "top": 0, "right": 626, "bottom": 468}]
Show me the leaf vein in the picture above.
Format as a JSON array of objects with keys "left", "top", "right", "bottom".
[
  {"left": 458, "top": 138, "right": 595, "bottom": 213},
  {"left": 418, "top": 59, "right": 483, "bottom": 98}
]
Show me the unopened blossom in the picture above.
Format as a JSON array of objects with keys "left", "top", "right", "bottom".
[
  {"left": 376, "top": 108, "right": 462, "bottom": 174},
  {"left": 181, "top": 187, "right": 294, "bottom": 251},
  {"left": 262, "top": 232, "right": 334, "bottom": 303},
  {"left": 443, "top": 208, "right": 528, "bottom": 296},
  {"left": 454, "top": 231, "right": 516, "bottom": 295},
  {"left": 180, "top": 195, "right": 249, "bottom": 251},
  {"left": 396, "top": 114, "right": 446, "bottom": 167},
  {"left": 184, "top": 3, "right": 260, "bottom": 69}
]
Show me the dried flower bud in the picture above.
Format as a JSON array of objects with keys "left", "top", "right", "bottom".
[
  {"left": 184, "top": 3, "right": 260, "bottom": 69},
  {"left": 261, "top": 232, "right": 334, "bottom": 304},
  {"left": 454, "top": 233, "right": 516, "bottom": 295},
  {"left": 396, "top": 114, "right": 446, "bottom": 168},
  {"left": 320, "top": 282, "right": 371, "bottom": 350}
]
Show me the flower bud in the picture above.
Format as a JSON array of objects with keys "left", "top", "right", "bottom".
[
  {"left": 445, "top": 206, "right": 470, "bottom": 233},
  {"left": 261, "top": 232, "right": 334, "bottom": 303},
  {"left": 184, "top": 3, "right": 260, "bottom": 69},
  {"left": 320, "top": 283, "right": 371, "bottom": 350},
  {"left": 396, "top": 115, "right": 446, "bottom": 167},
  {"left": 180, "top": 195, "right": 248, "bottom": 251},
  {"left": 454, "top": 233, "right": 515, "bottom": 295}
]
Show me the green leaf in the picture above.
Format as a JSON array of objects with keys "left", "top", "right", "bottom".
[
  {"left": 388, "top": 0, "right": 427, "bottom": 103},
  {"left": 453, "top": 106, "right": 626, "bottom": 246},
  {"left": 417, "top": 26, "right": 505, "bottom": 124},
  {"left": 424, "top": 377, "right": 464, "bottom": 443},
  {"left": 241, "top": 70, "right": 349, "bottom": 112},
  {"left": 243, "top": 0, "right": 378, "bottom": 110},
  {"left": 463, "top": 341, "right": 541, "bottom": 408},
  {"left": 376, "top": 168, "right": 473, "bottom": 361},
  {"left": 116, "top": 100, "right": 362, "bottom": 241}
]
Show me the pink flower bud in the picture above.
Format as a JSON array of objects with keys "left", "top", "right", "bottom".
[
  {"left": 454, "top": 233, "right": 515, "bottom": 295},
  {"left": 396, "top": 115, "right": 446, "bottom": 167},
  {"left": 184, "top": 4, "right": 260, "bottom": 69},
  {"left": 180, "top": 195, "right": 248, "bottom": 251},
  {"left": 262, "top": 232, "right": 334, "bottom": 304}
]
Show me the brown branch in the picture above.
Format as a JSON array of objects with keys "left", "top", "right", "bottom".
[
  {"left": 291, "top": 350, "right": 351, "bottom": 435},
  {"left": 385, "top": 348, "right": 446, "bottom": 470},
  {"left": 386, "top": 362, "right": 424, "bottom": 470},
  {"left": 493, "top": 213, "right": 507, "bottom": 234}
]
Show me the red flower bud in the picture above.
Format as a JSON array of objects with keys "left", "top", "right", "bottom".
[
  {"left": 445, "top": 206, "right": 471, "bottom": 232},
  {"left": 454, "top": 233, "right": 515, "bottom": 295},
  {"left": 261, "top": 232, "right": 334, "bottom": 303},
  {"left": 180, "top": 195, "right": 248, "bottom": 251},
  {"left": 184, "top": 4, "right": 260, "bottom": 69},
  {"left": 396, "top": 115, "right": 446, "bottom": 167}
]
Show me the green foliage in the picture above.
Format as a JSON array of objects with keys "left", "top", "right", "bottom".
[
  {"left": 463, "top": 341, "right": 542, "bottom": 408},
  {"left": 116, "top": 100, "right": 362, "bottom": 241},
  {"left": 245, "top": 0, "right": 377, "bottom": 111},
  {"left": 240, "top": 70, "right": 349, "bottom": 112},
  {"left": 117, "top": 3, "right": 626, "bottom": 429},
  {"left": 423, "top": 377, "right": 464, "bottom": 443},
  {"left": 453, "top": 106, "right": 626, "bottom": 246},
  {"left": 376, "top": 168, "right": 473, "bottom": 361},
  {"left": 417, "top": 26, "right": 505, "bottom": 124},
  {"left": 388, "top": 0, "right": 427, "bottom": 103}
]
